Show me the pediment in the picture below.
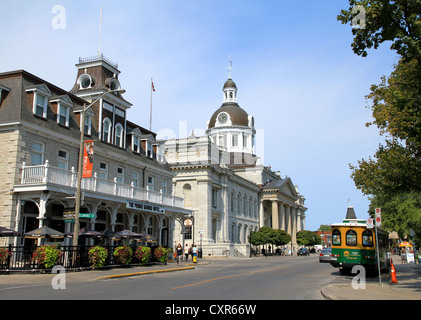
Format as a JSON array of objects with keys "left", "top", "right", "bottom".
[{"left": 263, "top": 177, "right": 298, "bottom": 201}]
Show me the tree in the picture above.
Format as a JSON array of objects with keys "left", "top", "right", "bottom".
[
  {"left": 318, "top": 225, "right": 332, "bottom": 231},
  {"left": 296, "top": 231, "right": 321, "bottom": 247},
  {"left": 337, "top": 0, "right": 421, "bottom": 61},
  {"left": 248, "top": 227, "right": 291, "bottom": 247},
  {"left": 339, "top": 0, "right": 421, "bottom": 240}
]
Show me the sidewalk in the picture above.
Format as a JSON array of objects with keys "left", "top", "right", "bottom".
[
  {"left": 321, "top": 262, "right": 421, "bottom": 300},
  {"left": 0, "top": 260, "right": 197, "bottom": 285}
]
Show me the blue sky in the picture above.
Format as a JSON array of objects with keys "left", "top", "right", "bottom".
[{"left": 0, "top": 1, "right": 398, "bottom": 230}]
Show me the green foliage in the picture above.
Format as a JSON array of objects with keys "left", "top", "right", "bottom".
[
  {"left": 134, "top": 246, "right": 151, "bottom": 266},
  {"left": 337, "top": 0, "right": 421, "bottom": 60},
  {"left": 88, "top": 246, "right": 108, "bottom": 269},
  {"left": 249, "top": 227, "right": 291, "bottom": 246},
  {"left": 32, "top": 245, "right": 62, "bottom": 269},
  {"left": 296, "top": 231, "right": 321, "bottom": 246},
  {"left": 113, "top": 246, "right": 133, "bottom": 265},
  {"left": 339, "top": 1, "right": 421, "bottom": 241}
]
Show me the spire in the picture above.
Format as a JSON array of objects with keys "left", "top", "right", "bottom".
[{"left": 222, "top": 56, "right": 237, "bottom": 103}]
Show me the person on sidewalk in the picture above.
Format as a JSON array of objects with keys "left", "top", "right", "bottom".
[
  {"left": 176, "top": 244, "right": 183, "bottom": 266},
  {"left": 184, "top": 244, "right": 190, "bottom": 262}
]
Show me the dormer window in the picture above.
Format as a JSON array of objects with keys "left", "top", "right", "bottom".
[
  {"left": 102, "top": 118, "right": 112, "bottom": 143},
  {"left": 26, "top": 83, "right": 52, "bottom": 119},
  {"left": 51, "top": 95, "right": 73, "bottom": 127},
  {"left": 35, "top": 94, "right": 47, "bottom": 117},
  {"left": 132, "top": 135, "right": 140, "bottom": 153},
  {"left": 115, "top": 123, "right": 124, "bottom": 148},
  {"left": 77, "top": 74, "right": 93, "bottom": 90}
]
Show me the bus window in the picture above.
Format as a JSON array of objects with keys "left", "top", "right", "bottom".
[
  {"left": 362, "top": 230, "right": 373, "bottom": 247},
  {"left": 332, "top": 229, "right": 341, "bottom": 246},
  {"left": 346, "top": 230, "right": 357, "bottom": 246}
]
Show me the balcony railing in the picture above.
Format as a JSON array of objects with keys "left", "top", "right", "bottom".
[{"left": 19, "top": 161, "right": 185, "bottom": 209}]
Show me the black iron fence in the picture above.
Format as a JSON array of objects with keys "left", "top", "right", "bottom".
[{"left": 0, "top": 244, "right": 165, "bottom": 273}]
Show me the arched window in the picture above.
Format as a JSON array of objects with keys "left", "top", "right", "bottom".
[
  {"left": 362, "top": 230, "right": 374, "bottom": 247},
  {"left": 332, "top": 229, "right": 341, "bottom": 246},
  {"left": 102, "top": 118, "right": 112, "bottom": 143},
  {"left": 115, "top": 123, "right": 124, "bottom": 147},
  {"left": 346, "top": 230, "right": 357, "bottom": 247}
]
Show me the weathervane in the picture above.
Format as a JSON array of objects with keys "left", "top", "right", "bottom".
[{"left": 224, "top": 55, "right": 235, "bottom": 79}]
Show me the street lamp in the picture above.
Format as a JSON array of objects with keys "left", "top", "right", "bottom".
[{"left": 72, "top": 89, "right": 125, "bottom": 249}]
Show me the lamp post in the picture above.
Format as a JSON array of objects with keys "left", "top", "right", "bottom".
[{"left": 72, "top": 89, "right": 125, "bottom": 249}]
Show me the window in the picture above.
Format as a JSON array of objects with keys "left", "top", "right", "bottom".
[
  {"left": 34, "top": 94, "right": 47, "bottom": 118},
  {"left": 232, "top": 134, "right": 238, "bottom": 147},
  {"left": 346, "top": 230, "right": 357, "bottom": 247},
  {"left": 212, "top": 188, "right": 217, "bottom": 208},
  {"left": 162, "top": 180, "right": 168, "bottom": 194},
  {"left": 115, "top": 124, "right": 124, "bottom": 147},
  {"left": 84, "top": 116, "right": 92, "bottom": 135},
  {"left": 332, "top": 229, "right": 341, "bottom": 246},
  {"left": 132, "top": 136, "right": 140, "bottom": 153},
  {"left": 243, "top": 133, "right": 248, "bottom": 148},
  {"left": 147, "top": 176, "right": 154, "bottom": 190},
  {"left": 58, "top": 149, "right": 68, "bottom": 169},
  {"left": 132, "top": 172, "right": 139, "bottom": 187},
  {"left": 78, "top": 74, "right": 93, "bottom": 90},
  {"left": 116, "top": 167, "right": 124, "bottom": 184},
  {"left": 57, "top": 103, "right": 69, "bottom": 126},
  {"left": 362, "top": 230, "right": 374, "bottom": 247},
  {"left": 99, "top": 162, "right": 108, "bottom": 180},
  {"left": 31, "top": 142, "right": 44, "bottom": 165},
  {"left": 146, "top": 141, "right": 153, "bottom": 158},
  {"left": 102, "top": 118, "right": 112, "bottom": 143}
]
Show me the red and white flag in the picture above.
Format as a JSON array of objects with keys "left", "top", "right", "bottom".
[{"left": 151, "top": 80, "right": 155, "bottom": 92}]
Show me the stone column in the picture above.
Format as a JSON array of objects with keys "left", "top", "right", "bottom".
[
  {"left": 291, "top": 207, "right": 297, "bottom": 244},
  {"left": 259, "top": 199, "right": 265, "bottom": 228},
  {"left": 271, "top": 200, "right": 279, "bottom": 229},
  {"left": 285, "top": 205, "right": 291, "bottom": 235},
  {"left": 279, "top": 203, "right": 285, "bottom": 230}
]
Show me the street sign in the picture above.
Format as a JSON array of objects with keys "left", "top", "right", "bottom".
[
  {"left": 375, "top": 208, "right": 381, "bottom": 227},
  {"left": 366, "top": 218, "right": 373, "bottom": 229},
  {"left": 79, "top": 213, "right": 95, "bottom": 218}
]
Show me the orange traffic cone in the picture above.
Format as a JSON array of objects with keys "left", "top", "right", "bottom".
[{"left": 390, "top": 259, "right": 398, "bottom": 284}]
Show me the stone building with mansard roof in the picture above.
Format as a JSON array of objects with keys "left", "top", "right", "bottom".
[
  {"left": 0, "top": 55, "right": 191, "bottom": 247},
  {"left": 164, "top": 67, "right": 307, "bottom": 257}
]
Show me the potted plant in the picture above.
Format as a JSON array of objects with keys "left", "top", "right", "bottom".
[
  {"left": 0, "top": 248, "right": 11, "bottom": 264},
  {"left": 134, "top": 246, "right": 151, "bottom": 266},
  {"left": 113, "top": 246, "right": 133, "bottom": 265},
  {"left": 32, "top": 244, "right": 62, "bottom": 269},
  {"left": 154, "top": 246, "right": 169, "bottom": 264},
  {"left": 88, "top": 246, "right": 108, "bottom": 269}
]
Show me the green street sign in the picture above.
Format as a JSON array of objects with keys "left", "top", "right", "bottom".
[{"left": 79, "top": 213, "right": 95, "bottom": 218}]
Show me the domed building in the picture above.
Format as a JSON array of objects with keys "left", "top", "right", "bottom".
[
  {"left": 164, "top": 63, "right": 307, "bottom": 257},
  {"left": 206, "top": 77, "right": 255, "bottom": 156}
]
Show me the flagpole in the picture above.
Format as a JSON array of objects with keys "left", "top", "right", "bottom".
[{"left": 150, "top": 78, "right": 153, "bottom": 131}]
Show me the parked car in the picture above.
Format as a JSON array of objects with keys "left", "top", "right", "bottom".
[
  {"left": 319, "top": 248, "right": 332, "bottom": 263},
  {"left": 297, "top": 247, "right": 310, "bottom": 256}
]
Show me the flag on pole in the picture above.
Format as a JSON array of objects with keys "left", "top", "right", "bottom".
[{"left": 151, "top": 80, "right": 155, "bottom": 92}]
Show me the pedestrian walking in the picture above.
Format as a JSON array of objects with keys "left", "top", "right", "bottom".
[
  {"left": 192, "top": 244, "right": 198, "bottom": 263},
  {"left": 176, "top": 243, "right": 183, "bottom": 265},
  {"left": 184, "top": 244, "right": 190, "bottom": 262}
]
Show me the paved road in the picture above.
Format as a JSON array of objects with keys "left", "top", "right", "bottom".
[{"left": 0, "top": 254, "right": 337, "bottom": 300}]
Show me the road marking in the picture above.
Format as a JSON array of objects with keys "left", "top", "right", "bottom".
[{"left": 172, "top": 265, "right": 288, "bottom": 290}]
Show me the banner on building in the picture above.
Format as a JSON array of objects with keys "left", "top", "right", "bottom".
[{"left": 82, "top": 140, "right": 94, "bottom": 178}]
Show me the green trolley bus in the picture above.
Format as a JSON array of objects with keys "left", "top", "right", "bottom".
[{"left": 330, "top": 213, "right": 390, "bottom": 275}]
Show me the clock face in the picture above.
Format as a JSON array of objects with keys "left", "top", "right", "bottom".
[{"left": 218, "top": 112, "right": 228, "bottom": 123}]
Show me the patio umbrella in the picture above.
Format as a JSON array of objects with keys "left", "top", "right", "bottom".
[
  {"left": 65, "top": 228, "right": 104, "bottom": 238},
  {"left": 399, "top": 241, "right": 413, "bottom": 247},
  {"left": 113, "top": 230, "right": 142, "bottom": 239},
  {"left": 100, "top": 229, "right": 115, "bottom": 238},
  {"left": 24, "top": 226, "right": 64, "bottom": 239},
  {"left": 0, "top": 226, "right": 19, "bottom": 237},
  {"left": 138, "top": 232, "right": 157, "bottom": 243}
]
